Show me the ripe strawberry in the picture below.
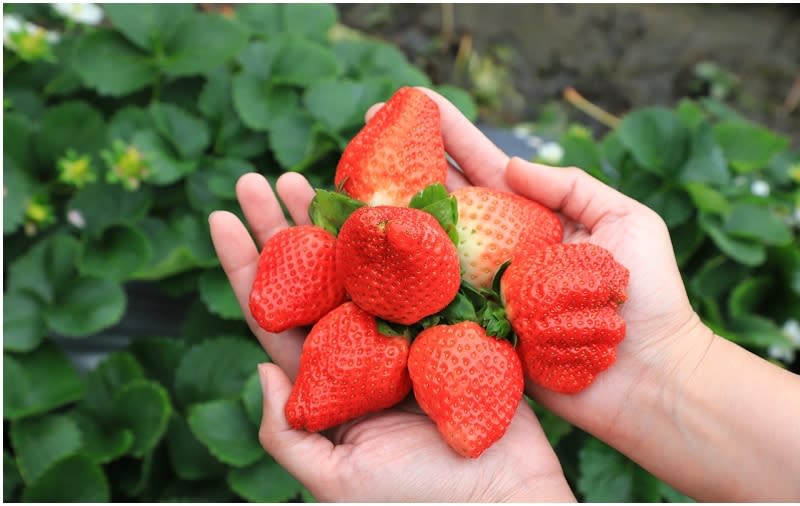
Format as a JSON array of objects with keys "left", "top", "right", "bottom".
[
  {"left": 408, "top": 321, "right": 524, "bottom": 458},
  {"left": 452, "top": 186, "right": 562, "bottom": 289},
  {"left": 336, "top": 205, "right": 461, "bottom": 325},
  {"left": 249, "top": 225, "right": 346, "bottom": 333},
  {"left": 334, "top": 86, "right": 448, "bottom": 207},
  {"left": 501, "top": 242, "right": 629, "bottom": 394},
  {"left": 285, "top": 302, "right": 412, "bottom": 432}
]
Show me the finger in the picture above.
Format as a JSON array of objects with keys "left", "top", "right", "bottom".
[
  {"left": 505, "top": 157, "right": 639, "bottom": 232},
  {"left": 416, "top": 86, "right": 511, "bottom": 191},
  {"left": 364, "top": 102, "right": 384, "bottom": 122},
  {"left": 445, "top": 164, "right": 470, "bottom": 192},
  {"left": 236, "top": 173, "right": 290, "bottom": 247},
  {"left": 258, "top": 363, "right": 336, "bottom": 490},
  {"left": 209, "top": 211, "right": 305, "bottom": 377},
  {"left": 276, "top": 173, "right": 315, "bottom": 226}
]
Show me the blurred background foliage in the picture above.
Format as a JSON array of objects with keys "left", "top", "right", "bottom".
[{"left": 3, "top": 3, "right": 799, "bottom": 503}]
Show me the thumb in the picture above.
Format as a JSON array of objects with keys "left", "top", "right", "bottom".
[
  {"left": 505, "top": 156, "right": 639, "bottom": 232},
  {"left": 257, "top": 363, "right": 335, "bottom": 487}
]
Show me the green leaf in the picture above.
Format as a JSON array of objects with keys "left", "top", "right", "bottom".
[
  {"left": 560, "top": 129, "right": 606, "bottom": 181},
  {"left": 188, "top": 399, "right": 264, "bottom": 467},
  {"left": 670, "top": 220, "right": 706, "bottom": 268},
  {"left": 198, "top": 267, "right": 243, "bottom": 320},
  {"left": 723, "top": 203, "right": 793, "bottom": 246},
  {"left": 3, "top": 113, "right": 37, "bottom": 173},
  {"left": 182, "top": 299, "right": 250, "bottom": 344},
  {"left": 434, "top": 84, "right": 478, "bottom": 122},
  {"left": 675, "top": 98, "right": 708, "bottom": 130},
  {"left": 73, "top": 30, "right": 157, "bottom": 96},
  {"left": 128, "top": 337, "right": 187, "bottom": 399},
  {"left": 577, "top": 438, "right": 634, "bottom": 502},
  {"left": 303, "top": 78, "right": 385, "bottom": 132},
  {"left": 684, "top": 182, "right": 732, "bottom": 216},
  {"left": 3, "top": 344, "right": 84, "bottom": 420},
  {"left": 167, "top": 415, "right": 228, "bottom": 481},
  {"left": 642, "top": 188, "right": 693, "bottom": 228},
  {"left": 659, "top": 482, "right": 695, "bottom": 503},
  {"left": 78, "top": 225, "right": 153, "bottom": 282},
  {"left": 205, "top": 158, "right": 255, "bottom": 200},
  {"left": 70, "top": 409, "right": 134, "bottom": 464},
  {"left": 82, "top": 351, "right": 145, "bottom": 417},
  {"left": 161, "top": 13, "right": 249, "bottom": 77},
  {"left": 308, "top": 188, "right": 366, "bottom": 235},
  {"left": 714, "top": 120, "right": 790, "bottom": 172},
  {"left": 233, "top": 75, "right": 300, "bottom": 131},
  {"left": 727, "top": 314, "right": 794, "bottom": 348},
  {"left": 8, "top": 233, "right": 80, "bottom": 305},
  {"left": 698, "top": 214, "right": 766, "bottom": 267},
  {"left": 4, "top": 452, "right": 22, "bottom": 501},
  {"left": 439, "top": 292, "right": 479, "bottom": 325},
  {"left": 149, "top": 102, "right": 211, "bottom": 160},
  {"left": 679, "top": 122, "right": 730, "bottom": 186},
  {"left": 283, "top": 3, "right": 337, "bottom": 41},
  {"left": 104, "top": 4, "right": 194, "bottom": 51},
  {"left": 44, "top": 276, "right": 126, "bottom": 338},
  {"left": 234, "top": 4, "right": 282, "bottom": 36},
  {"left": 3, "top": 157, "right": 32, "bottom": 236},
  {"left": 108, "top": 106, "right": 153, "bottom": 143},
  {"left": 271, "top": 37, "right": 342, "bottom": 86},
  {"left": 11, "top": 413, "right": 83, "bottom": 483},
  {"left": 618, "top": 107, "right": 690, "bottom": 175},
  {"left": 241, "top": 372, "right": 263, "bottom": 427},
  {"left": 158, "top": 479, "right": 236, "bottom": 502},
  {"left": 728, "top": 277, "right": 772, "bottom": 318},
  {"left": 35, "top": 100, "right": 107, "bottom": 165},
  {"left": 688, "top": 256, "right": 749, "bottom": 301},
  {"left": 269, "top": 112, "right": 336, "bottom": 170},
  {"left": 131, "top": 129, "right": 197, "bottom": 185},
  {"left": 174, "top": 337, "right": 268, "bottom": 406},
  {"left": 228, "top": 457, "right": 304, "bottom": 502},
  {"left": 3, "top": 290, "right": 46, "bottom": 352},
  {"left": 132, "top": 213, "right": 219, "bottom": 280},
  {"left": 22, "top": 455, "right": 110, "bottom": 502},
  {"left": 409, "top": 183, "right": 451, "bottom": 209},
  {"left": 237, "top": 39, "right": 283, "bottom": 79},
  {"left": 112, "top": 380, "right": 172, "bottom": 458},
  {"left": 67, "top": 181, "right": 153, "bottom": 236}
]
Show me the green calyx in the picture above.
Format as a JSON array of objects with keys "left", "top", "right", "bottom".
[
  {"left": 408, "top": 183, "right": 459, "bottom": 246},
  {"left": 308, "top": 189, "right": 366, "bottom": 236}
]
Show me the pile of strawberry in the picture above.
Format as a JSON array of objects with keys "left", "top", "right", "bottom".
[{"left": 249, "top": 87, "right": 629, "bottom": 458}]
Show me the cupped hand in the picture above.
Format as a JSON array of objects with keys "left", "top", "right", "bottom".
[{"left": 208, "top": 89, "right": 575, "bottom": 502}]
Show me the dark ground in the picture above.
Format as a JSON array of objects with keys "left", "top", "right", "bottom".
[{"left": 338, "top": 4, "right": 800, "bottom": 143}]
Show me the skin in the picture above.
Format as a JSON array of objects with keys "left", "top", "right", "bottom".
[{"left": 210, "top": 87, "right": 800, "bottom": 502}]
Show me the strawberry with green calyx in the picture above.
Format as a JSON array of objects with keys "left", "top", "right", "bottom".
[
  {"left": 336, "top": 205, "right": 461, "bottom": 325},
  {"left": 285, "top": 302, "right": 412, "bottom": 432},
  {"left": 249, "top": 225, "right": 346, "bottom": 333},
  {"left": 308, "top": 188, "right": 366, "bottom": 236},
  {"left": 334, "top": 86, "right": 448, "bottom": 207},
  {"left": 408, "top": 321, "right": 524, "bottom": 458},
  {"left": 452, "top": 186, "right": 563, "bottom": 289},
  {"left": 501, "top": 242, "right": 629, "bottom": 394}
]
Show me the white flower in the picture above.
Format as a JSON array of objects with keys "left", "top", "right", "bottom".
[
  {"left": 3, "top": 13, "right": 25, "bottom": 45},
  {"left": 783, "top": 319, "right": 800, "bottom": 346},
  {"left": 66, "top": 209, "right": 86, "bottom": 229},
  {"left": 538, "top": 141, "right": 564, "bottom": 165},
  {"left": 767, "top": 344, "right": 795, "bottom": 364},
  {"left": 750, "top": 180, "right": 770, "bottom": 197},
  {"left": 52, "top": 3, "right": 103, "bottom": 26},
  {"left": 512, "top": 125, "right": 532, "bottom": 139}
]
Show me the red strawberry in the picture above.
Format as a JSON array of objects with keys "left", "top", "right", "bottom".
[
  {"left": 408, "top": 321, "right": 524, "bottom": 458},
  {"left": 336, "top": 206, "right": 461, "bottom": 325},
  {"left": 501, "top": 242, "right": 629, "bottom": 394},
  {"left": 334, "top": 86, "right": 448, "bottom": 207},
  {"left": 249, "top": 225, "right": 346, "bottom": 333},
  {"left": 452, "top": 186, "right": 562, "bottom": 289},
  {"left": 285, "top": 302, "right": 412, "bottom": 432}
]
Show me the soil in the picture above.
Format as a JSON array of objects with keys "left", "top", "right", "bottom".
[{"left": 338, "top": 4, "right": 800, "bottom": 143}]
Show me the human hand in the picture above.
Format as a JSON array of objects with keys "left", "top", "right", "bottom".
[{"left": 207, "top": 90, "right": 575, "bottom": 502}]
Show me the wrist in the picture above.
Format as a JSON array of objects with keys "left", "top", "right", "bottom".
[{"left": 505, "top": 472, "right": 576, "bottom": 503}]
